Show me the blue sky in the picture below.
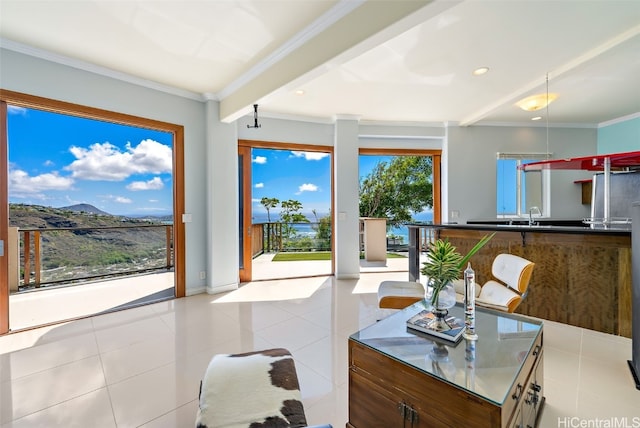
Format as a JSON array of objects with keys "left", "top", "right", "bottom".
[
  {"left": 251, "top": 148, "right": 332, "bottom": 220},
  {"left": 7, "top": 106, "right": 173, "bottom": 216},
  {"left": 8, "top": 106, "right": 436, "bottom": 221},
  {"left": 251, "top": 150, "right": 433, "bottom": 222}
]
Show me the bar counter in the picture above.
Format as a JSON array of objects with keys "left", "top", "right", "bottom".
[{"left": 408, "top": 223, "right": 632, "bottom": 337}]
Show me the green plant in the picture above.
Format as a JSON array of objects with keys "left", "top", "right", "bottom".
[{"left": 421, "top": 233, "right": 495, "bottom": 306}]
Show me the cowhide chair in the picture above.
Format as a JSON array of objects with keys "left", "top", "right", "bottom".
[{"left": 196, "top": 348, "right": 332, "bottom": 428}]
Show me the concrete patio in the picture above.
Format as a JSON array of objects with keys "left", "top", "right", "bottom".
[{"left": 251, "top": 252, "right": 411, "bottom": 280}]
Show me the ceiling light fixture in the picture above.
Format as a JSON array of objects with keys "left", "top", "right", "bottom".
[
  {"left": 295, "top": 89, "right": 305, "bottom": 95},
  {"left": 515, "top": 92, "right": 558, "bottom": 112},
  {"left": 531, "top": 116, "right": 542, "bottom": 121},
  {"left": 247, "top": 104, "right": 261, "bottom": 129},
  {"left": 472, "top": 67, "right": 489, "bottom": 76}
]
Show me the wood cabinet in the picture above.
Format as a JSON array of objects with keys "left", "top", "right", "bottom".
[
  {"left": 510, "top": 347, "right": 544, "bottom": 428},
  {"left": 347, "top": 304, "right": 544, "bottom": 428}
]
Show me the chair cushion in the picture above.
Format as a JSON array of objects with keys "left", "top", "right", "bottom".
[
  {"left": 477, "top": 280, "right": 521, "bottom": 313},
  {"left": 492, "top": 254, "right": 534, "bottom": 293},
  {"left": 378, "top": 281, "right": 425, "bottom": 309},
  {"left": 196, "top": 348, "right": 307, "bottom": 428}
]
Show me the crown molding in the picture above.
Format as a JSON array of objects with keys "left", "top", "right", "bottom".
[
  {"left": 467, "top": 120, "right": 598, "bottom": 129},
  {"left": 1, "top": 38, "right": 206, "bottom": 102},
  {"left": 598, "top": 112, "right": 640, "bottom": 128}
]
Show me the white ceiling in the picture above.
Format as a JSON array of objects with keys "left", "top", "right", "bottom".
[{"left": 1, "top": 0, "right": 639, "bottom": 126}]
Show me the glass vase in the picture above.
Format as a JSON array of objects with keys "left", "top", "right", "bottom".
[{"left": 425, "top": 281, "right": 456, "bottom": 331}]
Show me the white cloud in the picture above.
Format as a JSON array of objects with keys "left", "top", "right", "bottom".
[
  {"left": 127, "top": 177, "right": 164, "bottom": 191},
  {"left": 255, "top": 182, "right": 264, "bottom": 188},
  {"left": 65, "top": 139, "right": 172, "bottom": 181},
  {"left": 290, "top": 151, "right": 329, "bottom": 161},
  {"left": 298, "top": 183, "right": 318, "bottom": 193},
  {"left": 252, "top": 156, "right": 267, "bottom": 164},
  {"left": 44, "top": 160, "right": 55, "bottom": 167},
  {"left": 9, "top": 168, "right": 74, "bottom": 198},
  {"left": 7, "top": 106, "right": 27, "bottom": 115},
  {"left": 115, "top": 196, "right": 133, "bottom": 204}
]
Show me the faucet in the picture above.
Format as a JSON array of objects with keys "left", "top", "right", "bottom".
[{"left": 528, "top": 206, "right": 541, "bottom": 226}]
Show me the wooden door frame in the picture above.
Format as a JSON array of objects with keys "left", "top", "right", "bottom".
[
  {"left": 238, "top": 146, "right": 252, "bottom": 282},
  {"left": 0, "top": 90, "right": 185, "bottom": 334},
  {"left": 238, "top": 140, "right": 335, "bottom": 280},
  {"left": 358, "top": 148, "right": 442, "bottom": 223},
  {"left": 0, "top": 101, "right": 8, "bottom": 334}
]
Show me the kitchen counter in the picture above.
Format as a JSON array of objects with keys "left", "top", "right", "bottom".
[
  {"left": 407, "top": 223, "right": 632, "bottom": 337},
  {"left": 424, "top": 221, "right": 631, "bottom": 236}
]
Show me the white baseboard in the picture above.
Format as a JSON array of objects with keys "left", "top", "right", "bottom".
[{"left": 206, "top": 282, "right": 238, "bottom": 295}]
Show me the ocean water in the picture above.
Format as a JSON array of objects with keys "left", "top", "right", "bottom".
[{"left": 252, "top": 211, "right": 433, "bottom": 244}]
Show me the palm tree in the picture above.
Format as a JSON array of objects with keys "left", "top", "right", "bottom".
[{"left": 260, "top": 197, "right": 279, "bottom": 222}]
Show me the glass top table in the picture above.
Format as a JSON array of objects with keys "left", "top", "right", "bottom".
[{"left": 349, "top": 302, "right": 543, "bottom": 406}]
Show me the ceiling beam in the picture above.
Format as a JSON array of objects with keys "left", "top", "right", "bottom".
[{"left": 218, "top": 0, "right": 451, "bottom": 123}]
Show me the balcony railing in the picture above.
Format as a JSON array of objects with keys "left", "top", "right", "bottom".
[
  {"left": 9, "top": 224, "right": 173, "bottom": 291},
  {"left": 251, "top": 221, "right": 331, "bottom": 257}
]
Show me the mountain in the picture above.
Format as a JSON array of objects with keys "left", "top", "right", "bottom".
[
  {"left": 60, "top": 203, "right": 111, "bottom": 216},
  {"left": 9, "top": 203, "right": 172, "bottom": 286}
]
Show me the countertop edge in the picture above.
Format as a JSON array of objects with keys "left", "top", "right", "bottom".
[{"left": 407, "top": 223, "right": 631, "bottom": 236}]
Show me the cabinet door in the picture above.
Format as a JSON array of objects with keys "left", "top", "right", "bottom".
[
  {"left": 522, "top": 352, "right": 544, "bottom": 428},
  {"left": 349, "top": 370, "right": 405, "bottom": 428},
  {"left": 349, "top": 369, "right": 452, "bottom": 428},
  {"left": 509, "top": 405, "right": 523, "bottom": 428}
]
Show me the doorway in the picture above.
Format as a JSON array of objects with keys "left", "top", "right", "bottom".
[
  {"left": 358, "top": 149, "right": 441, "bottom": 273},
  {"left": 238, "top": 140, "right": 333, "bottom": 282},
  {"left": 0, "top": 90, "right": 185, "bottom": 334}
]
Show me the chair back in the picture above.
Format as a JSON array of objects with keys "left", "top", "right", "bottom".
[{"left": 491, "top": 253, "right": 535, "bottom": 294}]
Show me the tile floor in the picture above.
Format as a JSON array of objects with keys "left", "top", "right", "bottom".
[{"left": 1, "top": 272, "right": 638, "bottom": 427}]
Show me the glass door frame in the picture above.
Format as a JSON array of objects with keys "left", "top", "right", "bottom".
[
  {"left": 0, "top": 89, "right": 186, "bottom": 334},
  {"left": 0, "top": 101, "right": 8, "bottom": 334},
  {"left": 358, "top": 148, "right": 442, "bottom": 224},
  {"left": 238, "top": 140, "right": 335, "bottom": 282},
  {"left": 238, "top": 146, "right": 252, "bottom": 282}
]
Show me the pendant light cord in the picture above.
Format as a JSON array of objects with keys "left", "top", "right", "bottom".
[{"left": 545, "top": 73, "right": 550, "bottom": 158}]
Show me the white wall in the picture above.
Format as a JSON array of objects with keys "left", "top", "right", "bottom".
[
  {"left": 206, "top": 101, "right": 239, "bottom": 295},
  {"left": 0, "top": 48, "right": 209, "bottom": 295},
  {"left": 446, "top": 125, "right": 597, "bottom": 223},
  {"left": 597, "top": 115, "right": 640, "bottom": 154},
  {"left": 334, "top": 118, "right": 361, "bottom": 279},
  {"left": 237, "top": 116, "right": 334, "bottom": 146}
]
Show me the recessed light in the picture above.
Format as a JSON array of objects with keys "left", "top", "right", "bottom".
[
  {"left": 531, "top": 116, "right": 542, "bottom": 121},
  {"left": 295, "top": 90, "right": 305, "bottom": 96},
  {"left": 472, "top": 67, "right": 489, "bottom": 76}
]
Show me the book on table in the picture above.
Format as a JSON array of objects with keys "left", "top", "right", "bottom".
[{"left": 406, "top": 309, "right": 465, "bottom": 343}]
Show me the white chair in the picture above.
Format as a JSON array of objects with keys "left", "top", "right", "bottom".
[
  {"left": 454, "top": 253, "right": 535, "bottom": 313},
  {"left": 377, "top": 280, "right": 425, "bottom": 310}
]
